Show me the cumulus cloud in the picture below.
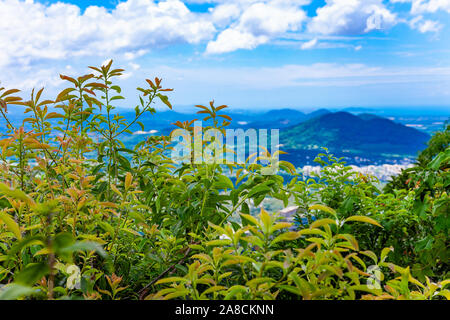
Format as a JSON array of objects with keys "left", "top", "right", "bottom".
[
  {"left": 206, "top": 29, "right": 268, "bottom": 54},
  {"left": 0, "top": 0, "right": 448, "bottom": 66},
  {"left": 391, "top": 0, "right": 450, "bottom": 14},
  {"left": 206, "top": 0, "right": 309, "bottom": 54},
  {"left": 307, "top": 0, "right": 397, "bottom": 35},
  {"left": 0, "top": 0, "right": 216, "bottom": 68},
  {"left": 409, "top": 15, "right": 443, "bottom": 32},
  {"left": 391, "top": 0, "right": 448, "bottom": 33},
  {"left": 209, "top": 3, "right": 241, "bottom": 28}
]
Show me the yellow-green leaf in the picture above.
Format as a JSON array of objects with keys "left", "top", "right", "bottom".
[
  {"left": 125, "top": 172, "right": 133, "bottom": 190},
  {"left": 310, "top": 218, "right": 337, "bottom": 229},
  {"left": 155, "top": 277, "right": 188, "bottom": 285},
  {"left": 205, "top": 239, "right": 231, "bottom": 247},
  {"left": 0, "top": 183, "right": 35, "bottom": 207},
  {"left": 240, "top": 213, "right": 259, "bottom": 227},
  {"left": 0, "top": 211, "right": 22, "bottom": 240},
  {"left": 271, "top": 232, "right": 300, "bottom": 245},
  {"left": 344, "top": 216, "right": 382, "bottom": 228},
  {"left": 309, "top": 204, "right": 336, "bottom": 217},
  {"left": 260, "top": 208, "right": 271, "bottom": 234}
]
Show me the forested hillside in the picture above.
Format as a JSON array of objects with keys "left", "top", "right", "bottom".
[
  {"left": 0, "top": 62, "right": 448, "bottom": 300},
  {"left": 281, "top": 111, "right": 430, "bottom": 155}
]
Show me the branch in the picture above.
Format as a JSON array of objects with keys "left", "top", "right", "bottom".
[{"left": 138, "top": 246, "right": 192, "bottom": 300}]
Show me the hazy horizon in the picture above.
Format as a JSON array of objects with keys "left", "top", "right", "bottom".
[{"left": 163, "top": 104, "right": 450, "bottom": 114}]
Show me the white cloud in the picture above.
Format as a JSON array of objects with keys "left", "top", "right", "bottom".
[
  {"left": 418, "top": 19, "right": 442, "bottom": 32},
  {"left": 1, "top": 64, "right": 63, "bottom": 91},
  {"left": 307, "top": 0, "right": 397, "bottom": 35},
  {"left": 391, "top": 0, "right": 450, "bottom": 14},
  {"left": 409, "top": 15, "right": 443, "bottom": 32},
  {"left": 124, "top": 49, "right": 148, "bottom": 61},
  {"left": 206, "top": 28, "right": 268, "bottom": 54},
  {"left": 301, "top": 38, "right": 318, "bottom": 49},
  {"left": 0, "top": 0, "right": 313, "bottom": 61},
  {"left": 237, "top": 2, "right": 307, "bottom": 35},
  {"left": 0, "top": 0, "right": 448, "bottom": 69},
  {"left": 209, "top": 3, "right": 241, "bottom": 28},
  {"left": 0, "top": 0, "right": 216, "bottom": 68},
  {"left": 129, "top": 62, "right": 141, "bottom": 70},
  {"left": 206, "top": 0, "right": 309, "bottom": 54}
]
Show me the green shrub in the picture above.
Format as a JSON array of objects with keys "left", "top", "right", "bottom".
[{"left": 0, "top": 61, "right": 448, "bottom": 300}]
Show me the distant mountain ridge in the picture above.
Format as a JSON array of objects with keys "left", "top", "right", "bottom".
[
  {"left": 0, "top": 107, "right": 438, "bottom": 167},
  {"left": 113, "top": 108, "right": 330, "bottom": 132},
  {"left": 280, "top": 111, "right": 430, "bottom": 157},
  {"left": 228, "top": 108, "right": 331, "bottom": 129}
]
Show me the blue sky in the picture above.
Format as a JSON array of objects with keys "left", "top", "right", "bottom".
[{"left": 1, "top": 0, "right": 450, "bottom": 111}]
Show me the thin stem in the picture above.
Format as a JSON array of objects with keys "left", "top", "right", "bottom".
[{"left": 113, "top": 92, "right": 156, "bottom": 139}]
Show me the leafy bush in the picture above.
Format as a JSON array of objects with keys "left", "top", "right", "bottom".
[
  {"left": 292, "top": 151, "right": 448, "bottom": 281},
  {"left": 0, "top": 61, "right": 448, "bottom": 300},
  {"left": 151, "top": 208, "right": 449, "bottom": 300}
]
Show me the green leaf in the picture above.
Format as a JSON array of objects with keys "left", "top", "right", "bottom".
[
  {"left": 271, "top": 232, "right": 300, "bottom": 245},
  {"left": 15, "top": 262, "right": 50, "bottom": 286},
  {"left": 110, "top": 95, "right": 125, "bottom": 101},
  {"left": 157, "top": 93, "right": 172, "bottom": 109},
  {"left": 279, "top": 161, "right": 296, "bottom": 174},
  {"left": 53, "top": 232, "right": 75, "bottom": 253},
  {"left": 248, "top": 184, "right": 271, "bottom": 198},
  {"left": 205, "top": 239, "right": 231, "bottom": 247},
  {"left": 224, "top": 285, "right": 247, "bottom": 300},
  {"left": 380, "top": 246, "right": 394, "bottom": 262},
  {"left": 188, "top": 244, "right": 204, "bottom": 251},
  {"left": 0, "top": 211, "right": 22, "bottom": 239},
  {"left": 110, "top": 85, "right": 121, "bottom": 93},
  {"left": 214, "top": 175, "right": 234, "bottom": 190},
  {"left": 241, "top": 235, "right": 264, "bottom": 247},
  {"left": 241, "top": 202, "right": 250, "bottom": 215},
  {"left": 246, "top": 277, "right": 275, "bottom": 287},
  {"left": 201, "top": 286, "right": 227, "bottom": 297},
  {"left": 310, "top": 218, "right": 337, "bottom": 229},
  {"left": 155, "top": 277, "right": 188, "bottom": 285},
  {"left": 240, "top": 213, "right": 259, "bottom": 227},
  {"left": 128, "top": 211, "right": 145, "bottom": 223},
  {"left": 360, "top": 250, "right": 378, "bottom": 264},
  {"left": 137, "top": 121, "right": 145, "bottom": 131},
  {"left": 7, "top": 235, "right": 45, "bottom": 258},
  {"left": 428, "top": 150, "right": 449, "bottom": 170},
  {"left": 0, "top": 183, "right": 35, "bottom": 207},
  {"left": 0, "top": 284, "right": 36, "bottom": 300},
  {"left": 62, "top": 241, "right": 107, "bottom": 258},
  {"left": 164, "top": 290, "right": 189, "bottom": 300},
  {"left": 53, "top": 232, "right": 75, "bottom": 261},
  {"left": 309, "top": 204, "right": 336, "bottom": 217},
  {"left": 279, "top": 285, "right": 301, "bottom": 296},
  {"left": 207, "top": 222, "right": 227, "bottom": 236},
  {"left": 99, "top": 221, "right": 115, "bottom": 237},
  {"left": 344, "top": 216, "right": 382, "bottom": 228},
  {"left": 260, "top": 208, "right": 271, "bottom": 233},
  {"left": 437, "top": 289, "right": 450, "bottom": 300},
  {"left": 415, "top": 236, "right": 434, "bottom": 251}
]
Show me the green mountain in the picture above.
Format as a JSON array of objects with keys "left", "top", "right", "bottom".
[{"left": 280, "top": 112, "right": 430, "bottom": 157}]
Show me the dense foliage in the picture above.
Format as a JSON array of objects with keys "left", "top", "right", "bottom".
[{"left": 0, "top": 61, "right": 448, "bottom": 300}]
